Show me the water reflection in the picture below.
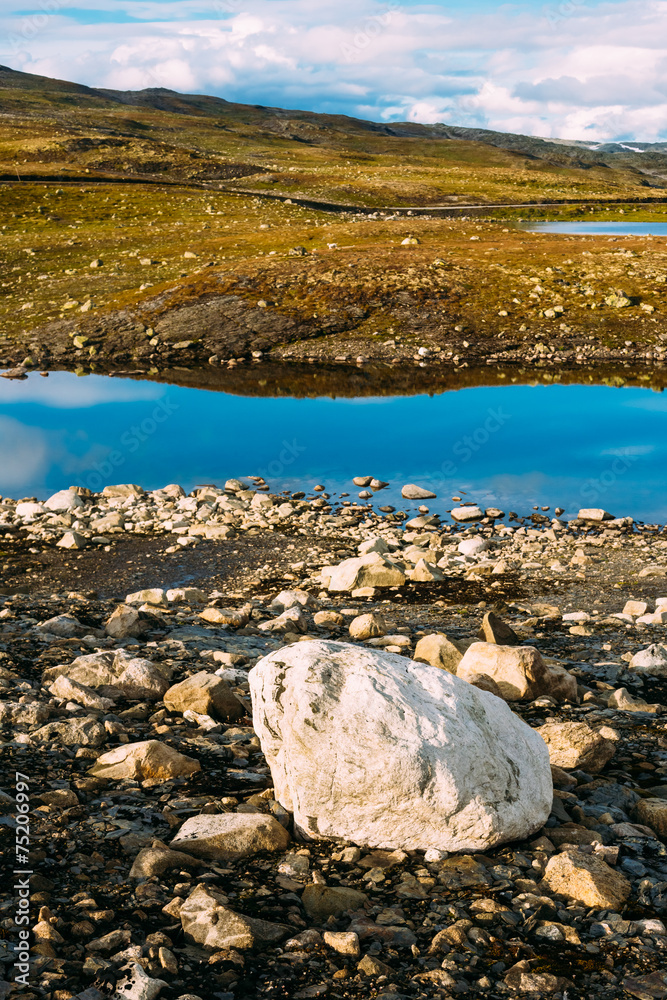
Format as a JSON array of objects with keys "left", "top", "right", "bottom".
[{"left": 0, "top": 372, "right": 665, "bottom": 523}]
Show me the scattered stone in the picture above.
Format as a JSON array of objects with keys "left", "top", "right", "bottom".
[
  {"left": 180, "top": 884, "right": 289, "bottom": 950},
  {"left": 89, "top": 740, "right": 200, "bottom": 786},
  {"left": 412, "top": 633, "right": 464, "bottom": 674},
  {"left": 456, "top": 642, "right": 550, "bottom": 701},
  {"left": 450, "top": 505, "right": 483, "bottom": 522},
  {"left": 630, "top": 644, "right": 667, "bottom": 677},
  {"left": 578, "top": 508, "right": 614, "bottom": 521},
  {"left": 348, "top": 613, "right": 386, "bottom": 640},
  {"left": 163, "top": 671, "right": 245, "bottom": 720},
  {"left": 477, "top": 610, "right": 519, "bottom": 645},
  {"left": 171, "top": 813, "right": 290, "bottom": 860},
  {"left": 401, "top": 484, "right": 436, "bottom": 500},
  {"left": 536, "top": 721, "right": 616, "bottom": 772},
  {"left": 325, "top": 554, "right": 406, "bottom": 591},
  {"left": 542, "top": 849, "right": 631, "bottom": 909},
  {"left": 301, "top": 885, "right": 369, "bottom": 922}
]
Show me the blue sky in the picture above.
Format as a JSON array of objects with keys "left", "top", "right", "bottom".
[{"left": 1, "top": 0, "right": 666, "bottom": 140}]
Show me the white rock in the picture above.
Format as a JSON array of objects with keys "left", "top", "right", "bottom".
[
  {"left": 15, "top": 501, "right": 44, "bottom": 519},
  {"left": 451, "top": 506, "right": 484, "bottom": 522},
  {"left": 44, "top": 489, "right": 84, "bottom": 512},
  {"left": 358, "top": 537, "right": 389, "bottom": 555},
  {"left": 401, "top": 484, "right": 436, "bottom": 500},
  {"left": 126, "top": 588, "right": 166, "bottom": 606},
  {"left": 89, "top": 740, "right": 200, "bottom": 786},
  {"left": 325, "top": 554, "right": 406, "bottom": 592},
  {"left": 269, "top": 589, "right": 317, "bottom": 612},
  {"left": 57, "top": 531, "right": 87, "bottom": 550},
  {"left": 166, "top": 587, "right": 207, "bottom": 604},
  {"left": 112, "top": 963, "right": 167, "bottom": 1000},
  {"left": 637, "top": 611, "right": 667, "bottom": 626},
  {"left": 630, "top": 644, "right": 667, "bottom": 677},
  {"left": 171, "top": 813, "right": 290, "bottom": 860},
  {"left": 578, "top": 508, "right": 614, "bottom": 521},
  {"left": 49, "top": 675, "right": 114, "bottom": 711},
  {"left": 180, "top": 884, "right": 289, "bottom": 951},
  {"left": 458, "top": 537, "right": 489, "bottom": 557},
  {"left": 249, "top": 639, "right": 552, "bottom": 852}
]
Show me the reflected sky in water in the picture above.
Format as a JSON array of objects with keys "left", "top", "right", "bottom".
[
  {"left": 1, "top": 372, "right": 666, "bottom": 523},
  {"left": 526, "top": 221, "right": 667, "bottom": 236}
]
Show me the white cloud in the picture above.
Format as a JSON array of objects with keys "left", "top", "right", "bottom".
[
  {"left": 2, "top": 0, "right": 667, "bottom": 139},
  {"left": 0, "top": 416, "right": 49, "bottom": 491},
  {"left": 0, "top": 372, "right": 165, "bottom": 408}
]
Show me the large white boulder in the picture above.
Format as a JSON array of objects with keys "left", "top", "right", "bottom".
[{"left": 249, "top": 640, "right": 551, "bottom": 853}]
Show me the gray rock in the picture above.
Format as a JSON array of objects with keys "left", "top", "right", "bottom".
[
  {"left": 180, "top": 884, "right": 289, "bottom": 950},
  {"left": 630, "top": 644, "right": 667, "bottom": 677},
  {"left": 401, "top": 484, "right": 436, "bottom": 500},
  {"left": 171, "top": 813, "right": 291, "bottom": 860},
  {"left": 33, "top": 716, "right": 107, "bottom": 747}
]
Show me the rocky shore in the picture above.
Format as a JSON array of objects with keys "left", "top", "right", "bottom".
[
  {"left": 2, "top": 479, "right": 667, "bottom": 1000},
  {"left": 3, "top": 219, "right": 667, "bottom": 382}
]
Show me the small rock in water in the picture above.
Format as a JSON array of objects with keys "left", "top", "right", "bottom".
[
  {"left": 578, "top": 507, "right": 615, "bottom": 521},
  {"left": 451, "top": 505, "right": 484, "bottom": 522},
  {"left": 401, "top": 483, "right": 436, "bottom": 500}
]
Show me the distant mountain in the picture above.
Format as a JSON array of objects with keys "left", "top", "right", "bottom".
[{"left": 1, "top": 63, "right": 665, "bottom": 197}]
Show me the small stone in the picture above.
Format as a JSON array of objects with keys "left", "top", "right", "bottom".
[
  {"left": 126, "top": 588, "right": 167, "bottom": 606},
  {"left": 536, "top": 721, "right": 616, "bottom": 772},
  {"left": 542, "top": 849, "right": 630, "bottom": 909},
  {"left": 301, "top": 885, "right": 369, "bottom": 922},
  {"left": 33, "top": 716, "right": 107, "bottom": 747},
  {"left": 199, "top": 606, "right": 249, "bottom": 627},
  {"left": 349, "top": 613, "right": 386, "bottom": 640},
  {"left": 44, "top": 488, "right": 85, "bottom": 512},
  {"left": 624, "top": 600, "right": 649, "bottom": 617},
  {"left": 323, "top": 931, "right": 361, "bottom": 957},
  {"left": 413, "top": 633, "right": 464, "bottom": 674},
  {"left": 89, "top": 740, "right": 200, "bottom": 786},
  {"left": 163, "top": 671, "right": 245, "bottom": 720},
  {"left": 49, "top": 675, "right": 114, "bottom": 711},
  {"left": 171, "top": 813, "right": 290, "bottom": 860},
  {"left": 457, "top": 642, "right": 550, "bottom": 701},
  {"left": 57, "top": 530, "right": 88, "bottom": 550},
  {"left": 451, "top": 505, "right": 484, "bottom": 522},
  {"left": 401, "top": 483, "right": 436, "bottom": 499},
  {"left": 630, "top": 644, "right": 667, "bottom": 677},
  {"left": 105, "top": 605, "right": 153, "bottom": 639},
  {"left": 325, "top": 553, "right": 406, "bottom": 591},
  {"left": 357, "top": 953, "right": 393, "bottom": 976},
  {"left": 635, "top": 798, "right": 667, "bottom": 838},
  {"left": 180, "top": 883, "right": 289, "bottom": 951},
  {"left": 112, "top": 962, "right": 167, "bottom": 1000},
  {"left": 129, "top": 845, "right": 202, "bottom": 879},
  {"left": 477, "top": 611, "right": 519, "bottom": 645},
  {"left": 578, "top": 508, "right": 614, "bottom": 521}
]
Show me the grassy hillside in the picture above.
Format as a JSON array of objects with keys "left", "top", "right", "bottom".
[
  {"left": 2, "top": 65, "right": 667, "bottom": 369},
  {"left": 1, "top": 64, "right": 666, "bottom": 207}
]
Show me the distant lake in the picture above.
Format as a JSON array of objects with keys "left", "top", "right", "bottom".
[
  {"left": 525, "top": 221, "right": 667, "bottom": 236},
  {"left": 1, "top": 372, "right": 666, "bottom": 524}
]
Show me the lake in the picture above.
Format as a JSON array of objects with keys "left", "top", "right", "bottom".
[
  {"left": 1, "top": 371, "right": 665, "bottom": 524},
  {"left": 525, "top": 221, "right": 667, "bottom": 236}
]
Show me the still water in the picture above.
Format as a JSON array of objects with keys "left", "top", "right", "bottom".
[
  {"left": 526, "top": 221, "right": 667, "bottom": 236},
  {"left": 1, "top": 372, "right": 665, "bottom": 523}
]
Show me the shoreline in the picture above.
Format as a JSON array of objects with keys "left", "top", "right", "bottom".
[{"left": 2, "top": 478, "right": 667, "bottom": 1000}]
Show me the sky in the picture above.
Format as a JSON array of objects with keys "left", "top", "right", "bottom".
[{"left": 1, "top": 0, "right": 667, "bottom": 141}]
